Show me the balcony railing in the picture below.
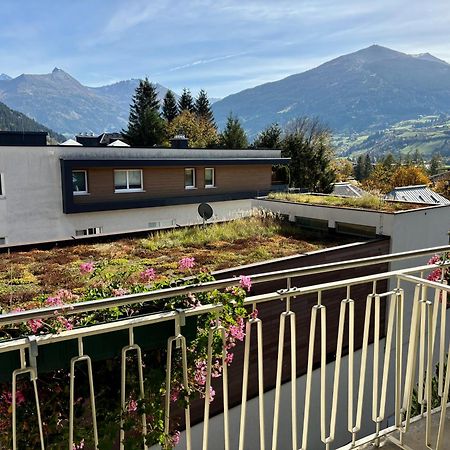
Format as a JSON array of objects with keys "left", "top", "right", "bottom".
[{"left": 0, "top": 245, "right": 449, "bottom": 449}]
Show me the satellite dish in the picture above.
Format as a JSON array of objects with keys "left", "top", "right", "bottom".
[{"left": 198, "top": 203, "right": 213, "bottom": 224}]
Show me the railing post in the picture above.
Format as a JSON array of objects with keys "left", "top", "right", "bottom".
[
  {"left": 271, "top": 288, "right": 297, "bottom": 450},
  {"left": 202, "top": 306, "right": 230, "bottom": 450},
  {"left": 69, "top": 337, "right": 99, "bottom": 450},
  {"left": 238, "top": 303, "right": 265, "bottom": 450},
  {"left": 164, "top": 310, "right": 191, "bottom": 450},
  {"left": 120, "top": 327, "right": 148, "bottom": 450}
]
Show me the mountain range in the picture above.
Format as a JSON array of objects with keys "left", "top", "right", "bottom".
[
  {"left": 212, "top": 45, "right": 450, "bottom": 136},
  {"left": 1, "top": 45, "right": 450, "bottom": 148},
  {"left": 0, "top": 100, "right": 64, "bottom": 141},
  {"left": 0, "top": 69, "right": 171, "bottom": 136}
]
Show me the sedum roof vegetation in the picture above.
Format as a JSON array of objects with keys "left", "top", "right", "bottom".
[
  {"left": 267, "top": 192, "right": 427, "bottom": 212},
  {"left": 0, "top": 214, "right": 351, "bottom": 310}
]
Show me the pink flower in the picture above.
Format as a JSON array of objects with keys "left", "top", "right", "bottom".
[
  {"left": 229, "top": 317, "right": 245, "bottom": 341},
  {"left": 239, "top": 275, "right": 252, "bottom": 292},
  {"left": 194, "top": 360, "right": 207, "bottom": 386},
  {"left": 12, "top": 307, "right": 25, "bottom": 313},
  {"left": 80, "top": 262, "right": 95, "bottom": 274},
  {"left": 27, "top": 319, "right": 44, "bottom": 334},
  {"left": 170, "top": 387, "right": 180, "bottom": 403},
  {"left": 428, "top": 254, "right": 442, "bottom": 265},
  {"left": 140, "top": 267, "right": 156, "bottom": 283},
  {"left": 128, "top": 398, "right": 138, "bottom": 412},
  {"left": 208, "top": 386, "right": 216, "bottom": 403},
  {"left": 15, "top": 390, "right": 25, "bottom": 405},
  {"left": 224, "top": 352, "right": 234, "bottom": 365},
  {"left": 179, "top": 257, "right": 195, "bottom": 271},
  {"left": 250, "top": 309, "right": 259, "bottom": 320},
  {"left": 428, "top": 268, "right": 442, "bottom": 282},
  {"left": 72, "top": 439, "right": 85, "bottom": 449},
  {"left": 170, "top": 430, "right": 180, "bottom": 446},
  {"left": 112, "top": 288, "right": 129, "bottom": 297},
  {"left": 46, "top": 296, "right": 64, "bottom": 307},
  {"left": 57, "top": 316, "right": 73, "bottom": 330}
]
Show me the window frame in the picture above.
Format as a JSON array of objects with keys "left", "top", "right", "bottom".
[
  {"left": 75, "top": 227, "right": 103, "bottom": 237},
  {"left": 204, "top": 167, "right": 215, "bottom": 188},
  {"left": 184, "top": 168, "right": 196, "bottom": 190},
  {"left": 0, "top": 173, "right": 4, "bottom": 198},
  {"left": 72, "top": 170, "right": 88, "bottom": 196},
  {"left": 114, "top": 169, "right": 144, "bottom": 193}
]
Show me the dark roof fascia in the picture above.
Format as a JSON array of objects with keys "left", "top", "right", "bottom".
[{"left": 61, "top": 158, "right": 290, "bottom": 168}]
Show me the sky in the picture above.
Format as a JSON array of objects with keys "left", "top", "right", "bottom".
[{"left": 1, "top": 0, "right": 449, "bottom": 98}]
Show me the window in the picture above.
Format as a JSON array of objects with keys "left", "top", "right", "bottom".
[
  {"left": 0, "top": 237, "right": 6, "bottom": 245},
  {"left": 75, "top": 227, "right": 103, "bottom": 237},
  {"left": 114, "top": 169, "right": 143, "bottom": 192},
  {"left": 184, "top": 168, "right": 196, "bottom": 189},
  {"left": 204, "top": 168, "right": 215, "bottom": 188},
  {"left": 72, "top": 170, "right": 88, "bottom": 195},
  {"left": 335, "top": 222, "right": 376, "bottom": 238}
]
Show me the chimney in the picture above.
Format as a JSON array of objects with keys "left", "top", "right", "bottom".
[{"left": 170, "top": 134, "right": 189, "bottom": 149}]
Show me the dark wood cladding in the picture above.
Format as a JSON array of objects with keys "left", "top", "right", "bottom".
[
  {"left": 73, "top": 165, "right": 272, "bottom": 205},
  {"left": 187, "top": 239, "right": 391, "bottom": 425}
]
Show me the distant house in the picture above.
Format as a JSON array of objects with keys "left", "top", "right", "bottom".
[
  {"left": 384, "top": 184, "right": 450, "bottom": 205},
  {"left": 331, "top": 181, "right": 368, "bottom": 198},
  {"left": 75, "top": 132, "right": 123, "bottom": 147}
]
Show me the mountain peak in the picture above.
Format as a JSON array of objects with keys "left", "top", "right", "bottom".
[{"left": 0, "top": 73, "right": 11, "bottom": 81}]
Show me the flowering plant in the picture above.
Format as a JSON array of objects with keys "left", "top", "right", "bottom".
[
  {"left": 0, "top": 257, "right": 253, "bottom": 449},
  {"left": 427, "top": 253, "right": 450, "bottom": 283}
]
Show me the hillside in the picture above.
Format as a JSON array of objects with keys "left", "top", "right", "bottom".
[
  {"left": 212, "top": 45, "right": 450, "bottom": 136},
  {"left": 0, "top": 69, "right": 171, "bottom": 136},
  {"left": 0, "top": 101, "right": 64, "bottom": 141},
  {"left": 336, "top": 115, "right": 450, "bottom": 161}
]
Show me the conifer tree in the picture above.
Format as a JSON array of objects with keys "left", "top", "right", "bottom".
[
  {"left": 178, "top": 88, "right": 195, "bottom": 113},
  {"left": 162, "top": 90, "right": 178, "bottom": 122},
  {"left": 122, "top": 78, "right": 164, "bottom": 147},
  {"left": 194, "top": 89, "right": 215, "bottom": 126},
  {"left": 363, "top": 153, "right": 373, "bottom": 179},
  {"left": 220, "top": 114, "right": 248, "bottom": 149},
  {"left": 253, "top": 123, "right": 282, "bottom": 149}
]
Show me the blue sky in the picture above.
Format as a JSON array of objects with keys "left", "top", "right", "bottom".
[{"left": 1, "top": 0, "right": 449, "bottom": 97}]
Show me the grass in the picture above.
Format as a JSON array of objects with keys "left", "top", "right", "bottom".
[
  {"left": 267, "top": 192, "right": 421, "bottom": 211},
  {"left": 0, "top": 214, "right": 350, "bottom": 309},
  {"left": 141, "top": 214, "right": 282, "bottom": 251}
]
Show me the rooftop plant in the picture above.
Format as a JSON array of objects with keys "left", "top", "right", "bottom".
[{"left": 267, "top": 192, "right": 422, "bottom": 212}]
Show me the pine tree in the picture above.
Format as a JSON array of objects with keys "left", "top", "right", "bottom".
[
  {"left": 162, "top": 90, "right": 178, "bottom": 122},
  {"left": 220, "top": 114, "right": 248, "bottom": 149},
  {"left": 354, "top": 155, "right": 364, "bottom": 181},
  {"left": 429, "top": 153, "right": 443, "bottom": 175},
  {"left": 363, "top": 153, "right": 373, "bottom": 179},
  {"left": 178, "top": 88, "right": 195, "bottom": 113},
  {"left": 194, "top": 89, "right": 215, "bottom": 125},
  {"left": 253, "top": 123, "right": 282, "bottom": 149},
  {"left": 122, "top": 78, "right": 165, "bottom": 147}
]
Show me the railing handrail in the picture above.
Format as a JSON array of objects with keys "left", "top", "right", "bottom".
[{"left": 0, "top": 244, "right": 448, "bottom": 327}]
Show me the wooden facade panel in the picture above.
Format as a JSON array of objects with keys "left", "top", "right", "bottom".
[{"left": 73, "top": 165, "right": 272, "bottom": 205}]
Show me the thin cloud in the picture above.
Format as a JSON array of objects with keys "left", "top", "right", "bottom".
[{"left": 158, "top": 52, "right": 249, "bottom": 74}]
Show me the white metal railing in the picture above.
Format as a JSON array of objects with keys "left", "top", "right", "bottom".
[{"left": 0, "top": 245, "right": 449, "bottom": 449}]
